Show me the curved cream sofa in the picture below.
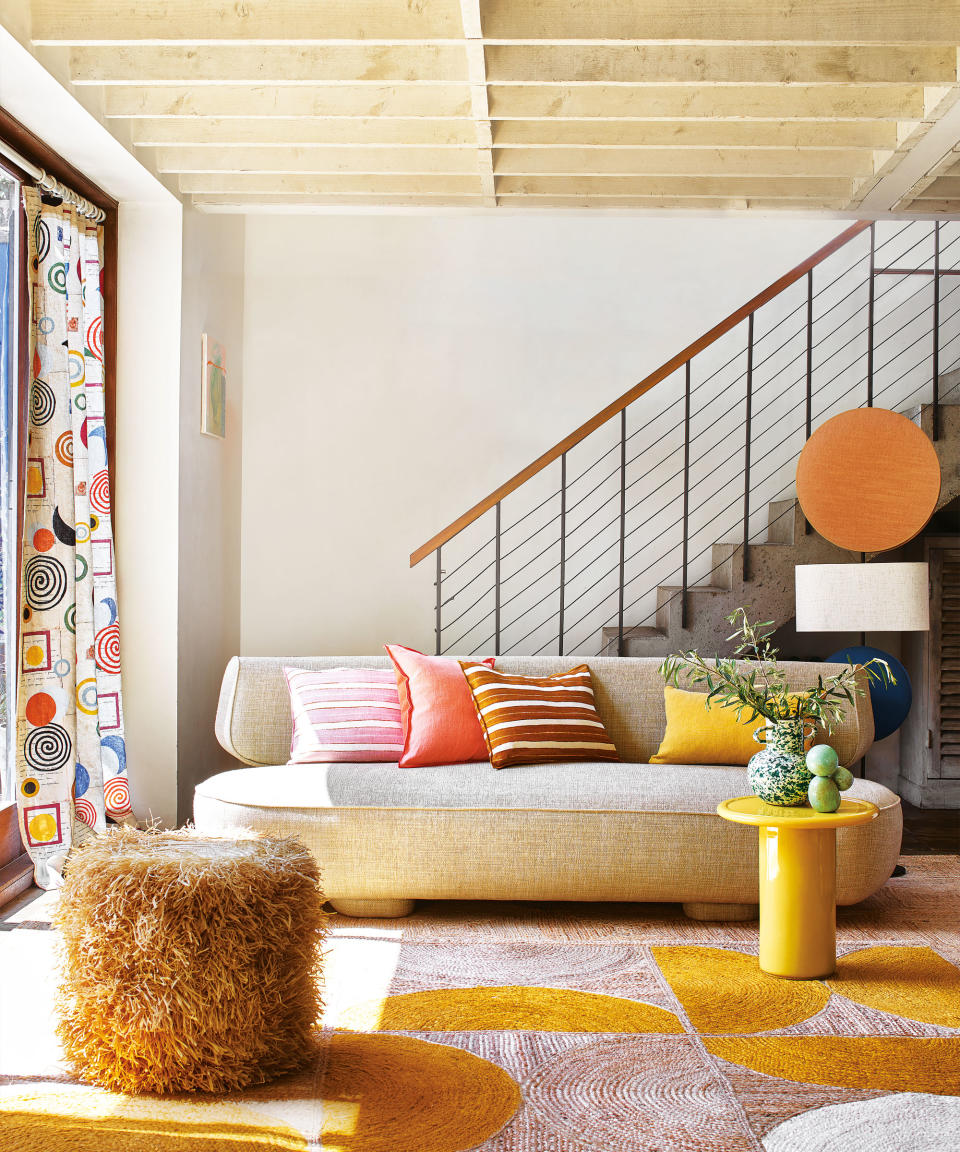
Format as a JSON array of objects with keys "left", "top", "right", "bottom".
[{"left": 195, "top": 655, "right": 902, "bottom": 919}]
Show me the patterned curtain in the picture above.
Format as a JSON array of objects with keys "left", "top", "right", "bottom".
[{"left": 16, "top": 189, "right": 130, "bottom": 889}]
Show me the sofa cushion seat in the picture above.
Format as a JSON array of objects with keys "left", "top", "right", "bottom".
[{"left": 195, "top": 760, "right": 898, "bottom": 816}]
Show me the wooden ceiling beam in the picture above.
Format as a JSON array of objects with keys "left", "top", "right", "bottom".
[
  {"left": 130, "top": 118, "right": 478, "bottom": 147},
  {"left": 488, "top": 84, "right": 927, "bottom": 120},
  {"left": 155, "top": 146, "right": 479, "bottom": 174},
  {"left": 190, "top": 193, "right": 488, "bottom": 208},
  {"left": 485, "top": 44, "right": 960, "bottom": 86},
  {"left": 31, "top": 0, "right": 465, "bottom": 43},
  {"left": 492, "top": 119, "right": 901, "bottom": 149},
  {"left": 493, "top": 146, "right": 880, "bottom": 176},
  {"left": 102, "top": 85, "right": 472, "bottom": 119},
  {"left": 495, "top": 195, "right": 854, "bottom": 210},
  {"left": 179, "top": 173, "right": 482, "bottom": 195},
  {"left": 478, "top": 0, "right": 960, "bottom": 44},
  {"left": 459, "top": 0, "right": 495, "bottom": 205},
  {"left": 495, "top": 174, "right": 856, "bottom": 197},
  {"left": 69, "top": 45, "right": 469, "bottom": 85}
]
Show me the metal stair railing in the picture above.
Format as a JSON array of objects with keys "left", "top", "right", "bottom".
[{"left": 412, "top": 220, "right": 960, "bottom": 658}]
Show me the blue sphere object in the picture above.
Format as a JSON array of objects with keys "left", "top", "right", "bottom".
[{"left": 825, "top": 645, "right": 911, "bottom": 741}]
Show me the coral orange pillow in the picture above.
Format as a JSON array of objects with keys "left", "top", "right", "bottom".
[{"left": 384, "top": 645, "right": 495, "bottom": 767}]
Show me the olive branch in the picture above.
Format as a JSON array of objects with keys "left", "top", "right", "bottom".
[{"left": 659, "top": 607, "right": 893, "bottom": 731}]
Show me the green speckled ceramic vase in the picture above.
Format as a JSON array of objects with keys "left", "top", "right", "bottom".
[{"left": 747, "top": 718, "right": 814, "bottom": 806}]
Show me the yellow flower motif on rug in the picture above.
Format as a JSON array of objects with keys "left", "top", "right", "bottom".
[
  {"left": 0, "top": 1085, "right": 309, "bottom": 1152},
  {"left": 337, "top": 985, "right": 684, "bottom": 1034},
  {"left": 704, "top": 1036, "right": 960, "bottom": 1096},
  {"left": 826, "top": 946, "right": 960, "bottom": 1027},
  {"left": 652, "top": 946, "right": 830, "bottom": 1033},
  {"left": 0, "top": 1035, "right": 522, "bottom": 1152}
]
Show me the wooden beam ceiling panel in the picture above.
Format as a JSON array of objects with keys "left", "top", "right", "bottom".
[
  {"left": 492, "top": 119, "right": 902, "bottom": 149},
  {"left": 495, "top": 174, "right": 856, "bottom": 198},
  {"left": 496, "top": 195, "right": 854, "bottom": 210},
  {"left": 494, "top": 147, "right": 879, "bottom": 177},
  {"left": 103, "top": 85, "right": 472, "bottom": 119},
  {"left": 178, "top": 173, "right": 483, "bottom": 195},
  {"left": 155, "top": 146, "right": 479, "bottom": 175},
  {"left": 69, "top": 45, "right": 469, "bottom": 85},
  {"left": 488, "top": 85, "right": 927, "bottom": 121},
  {"left": 478, "top": 0, "right": 960, "bottom": 44},
  {"left": 32, "top": 0, "right": 464, "bottom": 43},
  {"left": 131, "top": 118, "right": 478, "bottom": 147},
  {"left": 459, "top": 0, "right": 495, "bottom": 205},
  {"left": 191, "top": 194, "right": 487, "bottom": 208},
  {"left": 485, "top": 45, "right": 960, "bottom": 86}
]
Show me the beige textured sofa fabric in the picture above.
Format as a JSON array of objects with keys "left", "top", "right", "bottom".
[
  {"left": 215, "top": 655, "right": 874, "bottom": 768},
  {"left": 200, "top": 655, "right": 899, "bottom": 917}
]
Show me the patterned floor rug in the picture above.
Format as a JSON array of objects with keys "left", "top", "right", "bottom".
[{"left": 1, "top": 855, "right": 959, "bottom": 1151}]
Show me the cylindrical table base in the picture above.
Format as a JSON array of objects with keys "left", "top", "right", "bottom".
[{"left": 758, "top": 824, "right": 836, "bottom": 979}]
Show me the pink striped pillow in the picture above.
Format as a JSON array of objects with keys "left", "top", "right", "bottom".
[{"left": 283, "top": 667, "right": 404, "bottom": 763}]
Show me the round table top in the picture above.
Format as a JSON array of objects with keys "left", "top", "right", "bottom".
[{"left": 717, "top": 795, "right": 879, "bottom": 829}]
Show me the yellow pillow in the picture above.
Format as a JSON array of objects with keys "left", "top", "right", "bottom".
[{"left": 650, "top": 685, "right": 767, "bottom": 766}]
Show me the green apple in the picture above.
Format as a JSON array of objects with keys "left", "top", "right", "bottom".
[
  {"left": 809, "top": 775, "right": 841, "bottom": 813},
  {"left": 833, "top": 766, "right": 854, "bottom": 792},
  {"left": 806, "top": 744, "right": 839, "bottom": 777}
]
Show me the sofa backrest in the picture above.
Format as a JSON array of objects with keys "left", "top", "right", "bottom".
[{"left": 215, "top": 655, "right": 874, "bottom": 767}]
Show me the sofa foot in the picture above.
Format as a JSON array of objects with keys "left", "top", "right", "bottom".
[
  {"left": 682, "top": 901, "right": 758, "bottom": 922},
  {"left": 329, "top": 898, "right": 415, "bottom": 919}
]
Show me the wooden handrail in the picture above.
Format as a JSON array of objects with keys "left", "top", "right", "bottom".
[{"left": 410, "top": 219, "right": 871, "bottom": 568}]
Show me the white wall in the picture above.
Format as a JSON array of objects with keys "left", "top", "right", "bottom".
[
  {"left": 240, "top": 213, "right": 845, "bottom": 657},
  {"left": 115, "top": 201, "right": 182, "bottom": 826},
  {"left": 177, "top": 209, "right": 244, "bottom": 821}
]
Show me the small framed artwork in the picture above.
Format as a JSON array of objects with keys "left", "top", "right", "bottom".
[{"left": 201, "top": 334, "right": 226, "bottom": 439}]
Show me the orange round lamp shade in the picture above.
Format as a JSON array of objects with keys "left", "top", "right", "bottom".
[{"left": 796, "top": 409, "right": 941, "bottom": 553}]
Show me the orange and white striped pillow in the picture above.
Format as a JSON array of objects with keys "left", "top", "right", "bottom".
[{"left": 459, "top": 662, "right": 620, "bottom": 769}]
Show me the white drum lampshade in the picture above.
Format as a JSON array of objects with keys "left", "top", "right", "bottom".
[{"left": 795, "top": 563, "right": 930, "bottom": 632}]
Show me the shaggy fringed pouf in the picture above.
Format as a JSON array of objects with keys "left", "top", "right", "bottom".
[{"left": 53, "top": 826, "right": 326, "bottom": 1095}]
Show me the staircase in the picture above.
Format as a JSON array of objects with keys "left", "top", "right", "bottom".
[{"left": 411, "top": 222, "right": 960, "bottom": 659}]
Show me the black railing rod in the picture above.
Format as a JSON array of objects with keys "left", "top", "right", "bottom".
[
  {"left": 876, "top": 267, "right": 960, "bottom": 276},
  {"left": 435, "top": 547, "right": 443, "bottom": 656},
  {"left": 558, "top": 453, "right": 567, "bottom": 656},
  {"left": 934, "top": 220, "right": 941, "bottom": 442},
  {"left": 681, "top": 360, "right": 691, "bottom": 630},
  {"left": 494, "top": 502, "right": 501, "bottom": 655},
  {"left": 743, "top": 313, "right": 754, "bottom": 583},
  {"left": 867, "top": 222, "right": 876, "bottom": 407},
  {"left": 617, "top": 409, "right": 627, "bottom": 655},
  {"left": 805, "top": 268, "right": 814, "bottom": 443}
]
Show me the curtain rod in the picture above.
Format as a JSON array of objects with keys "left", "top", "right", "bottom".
[{"left": 0, "top": 137, "right": 106, "bottom": 224}]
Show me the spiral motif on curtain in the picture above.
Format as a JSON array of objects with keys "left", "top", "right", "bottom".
[
  {"left": 24, "top": 554, "right": 67, "bottom": 611},
  {"left": 24, "top": 724, "right": 72, "bottom": 772}
]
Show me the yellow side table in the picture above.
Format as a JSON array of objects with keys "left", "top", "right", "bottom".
[{"left": 717, "top": 795, "right": 879, "bottom": 979}]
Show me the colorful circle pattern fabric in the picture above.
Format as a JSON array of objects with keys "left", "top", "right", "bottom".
[
  {"left": 24, "top": 555, "right": 67, "bottom": 611},
  {"left": 95, "top": 624, "right": 121, "bottom": 674},
  {"left": 24, "top": 724, "right": 72, "bottom": 772},
  {"left": 30, "top": 379, "right": 56, "bottom": 426},
  {"left": 15, "top": 191, "right": 129, "bottom": 889},
  {"left": 103, "top": 776, "right": 132, "bottom": 818}
]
